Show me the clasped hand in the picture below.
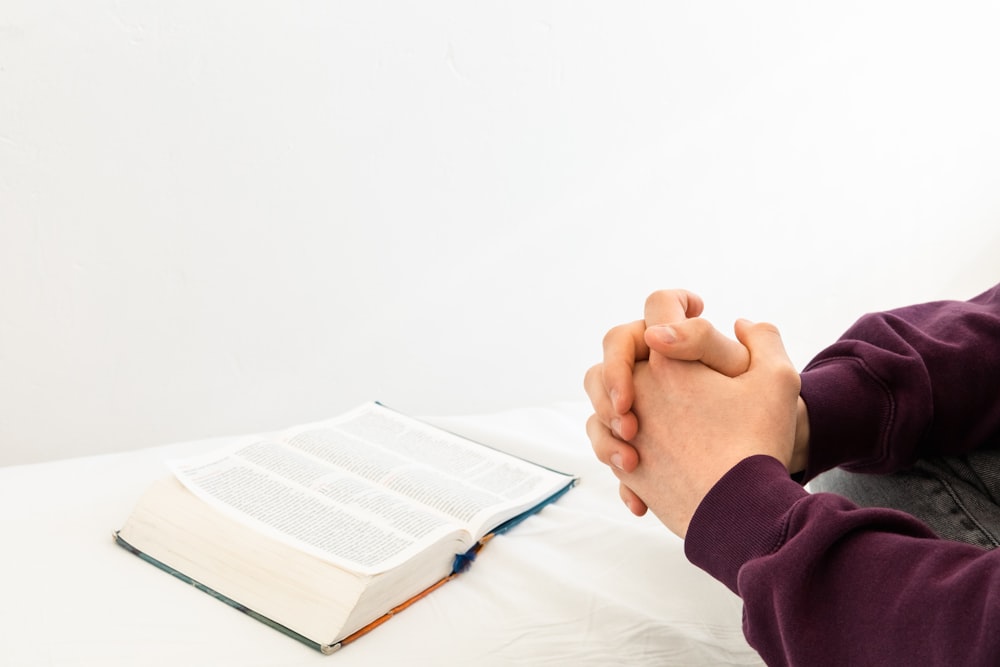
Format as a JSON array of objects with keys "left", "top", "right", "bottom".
[{"left": 583, "top": 290, "right": 808, "bottom": 538}]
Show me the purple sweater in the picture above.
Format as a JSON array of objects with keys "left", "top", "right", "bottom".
[{"left": 684, "top": 283, "right": 1000, "bottom": 666}]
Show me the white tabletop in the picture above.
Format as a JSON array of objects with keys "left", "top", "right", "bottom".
[{"left": 0, "top": 403, "right": 761, "bottom": 666}]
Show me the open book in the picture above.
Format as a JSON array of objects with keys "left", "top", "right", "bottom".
[{"left": 115, "top": 403, "right": 577, "bottom": 654}]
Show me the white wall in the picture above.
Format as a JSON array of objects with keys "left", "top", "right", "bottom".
[{"left": 3, "top": 1, "right": 999, "bottom": 466}]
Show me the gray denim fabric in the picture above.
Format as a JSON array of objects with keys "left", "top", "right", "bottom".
[{"left": 810, "top": 450, "right": 1000, "bottom": 550}]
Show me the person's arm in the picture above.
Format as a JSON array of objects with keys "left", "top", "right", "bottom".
[
  {"left": 680, "top": 283, "right": 1000, "bottom": 664},
  {"left": 686, "top": 456, "right": 1000, "bottom": 666},
  {"left": 591, "top": 283, "right": 1000, "bottom": 663},
  {"left": 610, "top": 297, "right": 1000, "bottom": 664},
  {"left": 799, "top": 282, "right": 1000, "bottom": 481}
]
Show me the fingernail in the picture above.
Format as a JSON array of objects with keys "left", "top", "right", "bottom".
[
  {"left": 611, "top": 417, "right": 623, "bottom": 438},
  {"left": 610, "top": 452, "right": 624, "bottom": 471},
  {"left": 650, "top": 325, "right": 677, "bottom": 344}
]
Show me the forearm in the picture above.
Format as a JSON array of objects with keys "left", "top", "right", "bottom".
[
  {"left": 687, "top": 456, "right": 1000, "bottom": 666},
  {"left": 800, "top": 282, "right": 1000, "bottom": 480}
]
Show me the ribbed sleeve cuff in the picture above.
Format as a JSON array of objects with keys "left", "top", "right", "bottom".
[
  {"left": 799, "top": 357, "right": 895, "bottom": 481},
  {"left": 684, "top": 455, "right": 809, "bottom": 594}
]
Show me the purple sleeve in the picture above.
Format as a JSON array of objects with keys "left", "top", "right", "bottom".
[
  {"left": 686, "top": 456, "right": 1000, "bottom": 666},
  {"left": 683, "top": 284, "right": 1000, "bottom": 664},
  {"left": 799, "top": 282, "right": 1000, "bottom": 480}
]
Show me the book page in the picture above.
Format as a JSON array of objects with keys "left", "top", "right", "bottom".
[
  {"left": 170, "top": 404, "right": 572, "bottom": 575},
  {"left": 286, "top": 406, "right": 570, "bottom": 526}
]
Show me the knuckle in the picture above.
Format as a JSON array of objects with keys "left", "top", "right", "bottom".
[
  {"left": 773, "top": 362, "right": 801, "bottom": 391},
  {"left": 601, "top": 323, "right": 627, "bottom": 348},
  {"left": 688, "top": 316, "right": 712, "bottom": 337},
  {"left": 585, "top": 414, "right": 602, "bottom": 440},
  {"left": 586, "top": 415, "right": 613, "bottom": 458}
]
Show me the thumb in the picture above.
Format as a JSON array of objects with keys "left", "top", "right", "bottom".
[{"left": 645, "top": 317, "right": 750, "bottom": 377}]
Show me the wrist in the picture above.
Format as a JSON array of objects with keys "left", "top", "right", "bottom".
[{"left": 788, "top": 396, "right": 810, "bottom": 474}]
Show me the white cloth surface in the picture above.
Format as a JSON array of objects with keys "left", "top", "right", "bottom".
[{"left": 0, "top": 402, "right": 763, "bottom": 666}]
